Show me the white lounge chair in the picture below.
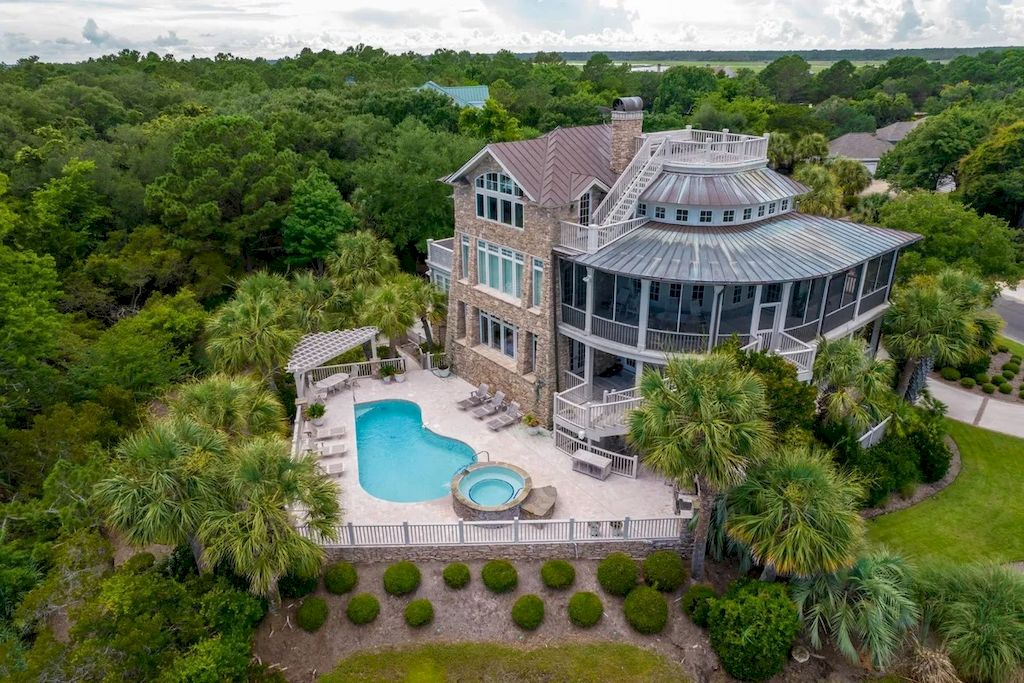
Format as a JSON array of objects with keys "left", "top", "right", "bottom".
[
  {"left": 487, "top": 401, "right": 522, "bottom": 431},
  {"left": 319, "top": 442, "right": 348, "bottom": 457},
  {"left": 322, "top": 461, "right": 344, "bottom": 476},
  {"left": 472, "top": 391, "right": 505, "bottom": 419},
  {"left": 314, "top": 425, "right": 346, "bottom": 440},
  {"left": 457, "top": 383, "right": 490, "bottom": 410}
]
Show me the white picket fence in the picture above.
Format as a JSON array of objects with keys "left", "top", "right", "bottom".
[
  {"left": 858, "top": 415, "right": 891, "bottom": 449},
  {"left": 299, "top": 516, "right": 688, "bottom": 548}
]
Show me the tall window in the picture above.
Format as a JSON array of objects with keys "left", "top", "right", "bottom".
[
  {"left": 579, "top": 192, "right": 591, "bottom": 226},
  {"left": 824, "top": 267, "right": 861, "bottom": 316},
  {"left": 862, "top": 252, "right": 895, "bottom": 294},
  {"left": 477, "top": 240, "right": 523, "bottom": 298},
  {"left": 559, "top": 260, "right": 587, "bottom": 310},
  {"left": 786, "top": 277, "right": 827, "bottom": 330},
  {"left": 475, "top": 172, "right": 524, "bottom": 228},
  {"left": 531, "top": 258, "right": 544, "bottom": 308},
  {"left": 479, "top": 311, "right": 517, "bottom": 359},
  {"left": 460, "top": 234, "right": 470, "bottom": 279}
]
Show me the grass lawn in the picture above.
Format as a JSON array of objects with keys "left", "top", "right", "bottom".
[
  {"left": 320, "top": 643, "right": 690, "bottom": 682},
  {"left": 868, "top": 420, "right": 1024, "bottom": 563},
  {"left": 999, "top": 334, "right": 1024, "bottom": 358}
]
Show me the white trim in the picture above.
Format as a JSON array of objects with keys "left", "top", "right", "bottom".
[
  {"left": 570, "top": 178, "right": 611, "bottom": 202},
  {"left": 443, "top": 147, "right": 538, "bottom": 202}
]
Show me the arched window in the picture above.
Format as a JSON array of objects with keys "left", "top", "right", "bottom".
[{"left": 475, "top": 172, "right": 524, "bottom": 228}]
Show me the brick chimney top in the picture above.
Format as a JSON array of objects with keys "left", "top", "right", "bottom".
[{"left": 610, "top": 99, "right": 644, "bottom": 175}]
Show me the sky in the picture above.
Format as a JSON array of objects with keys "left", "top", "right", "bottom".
[{"left": 0, "top": 0, "right": 1021, "bottom": 63}]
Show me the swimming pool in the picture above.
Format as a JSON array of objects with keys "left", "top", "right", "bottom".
[{"left": 355, "top": 399, "right": 476, "bottom": 503}]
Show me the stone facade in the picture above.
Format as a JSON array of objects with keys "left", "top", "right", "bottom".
[{"left": 610, "top": 110, "right": 643, "bottom": 174}]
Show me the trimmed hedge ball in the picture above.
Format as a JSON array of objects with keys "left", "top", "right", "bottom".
[
  {"left": 382, "top": 561, "right": 421, "bottom": 596},
  {"left": 960, "top": 377, "right": 976, "bottom": 388},
  {"left": 404, "top": 598, "right": 434, "bottom": 628},
  {"left": 939, "top": 367, "right": 961, "bottom": 381},
  {"left": 1000, "top": 383, "right": 1013, "bottom": 394},
  {"left": 511, "top": 594, "right": 545, "bottom": 630},
  {"left": 345, "top": 593, "right": 380, "bottom": 625},
  {"left": 1003, "top": 370, "right": 1017, "bottom": 381},
  {"left": 279, "top": 572, "right": 317, "bottom": 599},
  {"left": 623, "top": 586, "right": 669, "bottom": 635},
  {"left": 992, "top": 374, "right": 1007, "bottom": 385},
  {"left": 983, "top": 383, "right": 997, "bottom": 394},
  {"left": 998, "top": 343, "right": 1010, "bottom": 353},
  {"left": 324, "top": 561, "right": 358, "bottom": 595},
  {"left": 296, "top": 596, "right": 328, "bottom": 632},
  {"left": 1002, "top": 362, "right": 1020, "bottom": 373},
  {"left": 681, "top": 584, "right": 717, "bottom": 627},
  {"left": 975, "top": 372, "right": 990, "bottom": 384},
  {"left": 481, "top": 560, "right": 518, "bottom": 593},
  {"left": 540, "top": 560, "right": 575, "bottom": 590},
  {"left": 643, "top": 551, "right": 687, "bottom": 592},
  {"left": 597, "top": 552, "right": 638, "bottom": 597},
  {"left": 442, "top": 562, "right": 471, "bottom": 589},
  {"left": 568, "top": 591, "right": 604, "bottom": 628}
]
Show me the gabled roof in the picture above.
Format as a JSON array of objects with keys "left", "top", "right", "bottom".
[
  {"left": 418, "top": 81, "right": 489, "bottom": 109},
  {"left": 445, "top": 124, "right": 617, "bottom": 207},
  {"left": 640, "top": 168, "right": 807, "bottom": 207},
  {"left": 827, "top": 133, "right": 894, "bottom": 161},
  {"left": 875, "top": 118, "right": 926, "bottom": 143}
]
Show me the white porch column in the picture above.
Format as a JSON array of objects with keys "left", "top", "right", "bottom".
[
  {"left": 637, "top": 279, "right": 651, "bottom": 350},
  {"left": 707, "top": 285, "right": 724, "bottom": 351},
  {"left": 777, "top": 282, "right": 793, "bottom": 335},
  {"left": 293, "top": 372, "right": 305, "bottom": 401},
  {"left": 634, "top": 360, "right": 645, "bottom": 387},
  {"left": 748, "top": 285, "right": 763, "bottom": 340},
  {"left": 584, "top": 267, "right": 595, "bottom": 335},
  {"left": 815, "top": 275, "right": 833, "bottom": 337},
  {"left": 370, "top": 340, "right": 379, "bottom": 361}
]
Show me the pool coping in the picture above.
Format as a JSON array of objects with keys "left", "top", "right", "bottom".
[{"left": 451, "top": 462, "right": 532, "bottom": 515}]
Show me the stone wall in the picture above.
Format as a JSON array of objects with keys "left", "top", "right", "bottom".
[{"left": 610, "top": 111, "right": 644, "bottom": 175}]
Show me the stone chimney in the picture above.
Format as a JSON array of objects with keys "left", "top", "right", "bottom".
[{"left": 610, "top": 97, "right": 644, "bottom": 175}]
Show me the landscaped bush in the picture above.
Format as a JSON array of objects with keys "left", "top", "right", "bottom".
[
  {"left": 708, "top": 580, "right": 800, "bottom": 682},
  {"left": 404, "top": 598, "right": 434, "bottom": 627},
  {"left": 121, "top": 552, "right": 156, "bottom": 574},
  {"left": 345, "top": 593, "right": 380, "bottom": 625},
  {"left": 567, "top": 592, "right": 603, "bottom": 628},
  {"left": 511, "top": 594, "right": 545, "bottom": 630},
  {"left": 1002, "top": 370, "right": 1016, "bottom": 381},
  {"left": 597, "top": 552, "right": 638, "bottom": 597},
  {"left": 940, "top": 367, "right": 961, "bottom": 381},
  {"left": 681, "top": 584, "right": 717, "bottom": 627},
  {"left": 623, "top": 586, "right": 669, "bottom": 635},
  {"left": 642, "top": 551, "right": 687, "bottom": 592},
  {"left": 1002, "top": 362, "right": 1020, "bottom": 374},
  {"left": 975, "top": 372, "right": 990, "bottom": 384},
  {"left": 442, "top": 562, "right": 471, "bottom": 589},
  {"left": 540, "top": 560, "right": 575, "bottom": 590},
  {"left": 296, "top": 596, "right": 328, "bottom": 632},
  {"left": 848, "top": 435, "right": 921, "bottom": 507},
  {"left": 382, "top": 561, "right": 421, "bottom": 596},
  {"left": 481, "top": 560, "right": 518, "bottom": 593},
  {"left": 279, "top": 572, "right": 318, "bottom": 599},
  {"left": 992, "top": 374, "right": 1007, "bottom": 385},
  {"left": 960, "top": 377, "right": 976, "bottom": 388},
  {"left": 997, "top": 343, "right": 1010, "bottom": 353},
  {"left": 983, "top": 383, "right": 997, "bottom": 394},
  {"left": 324, "top": 561, "right": 358, "bottom": 595},
  {"left": 999, "top": 383, "right": 1013, "bottom": 394}
]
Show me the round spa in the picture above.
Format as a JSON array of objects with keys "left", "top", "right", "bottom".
[{"left": 451, "top": 462, "right": 532, "bottom": 521}]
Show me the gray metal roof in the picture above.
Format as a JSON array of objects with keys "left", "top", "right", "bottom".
[
  {"left": 828, "top": 133, "right": 893, "bottom": 161},
  {"left": 640, "top": 168, "right": 807, "bottom": 207},
  {"left": 285, "top": 327, "right": 379, "bottom": 373},
  {"left": 574, "top": 213, "right": 921, "bottom": 284},
  {"left": 875, "top": 118, "right": 926, "bottom": 143}
]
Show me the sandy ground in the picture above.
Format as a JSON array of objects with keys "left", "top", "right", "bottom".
[{"left": 252, "top": 559, "right": 867, "bottom": 683}]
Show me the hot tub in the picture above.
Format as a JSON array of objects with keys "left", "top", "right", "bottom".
[{"left": 451, "top": 462, "right": 532, "bottom": 521}]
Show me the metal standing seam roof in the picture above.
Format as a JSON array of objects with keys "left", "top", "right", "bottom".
[
  {"left": 574, "top": 213, "right": 922, "bottom": 285},
  {"left": 418, "top": 81, "right": 489, "bottom": 108},
  {"left": 640, "top": 168, "right": 808, "bottom": 207},
  {"left": 285, "top": 327, "right": 379, "bottom": 373},
  {"left": 875, "top": 118, "right": 926, "bottom": 143}
]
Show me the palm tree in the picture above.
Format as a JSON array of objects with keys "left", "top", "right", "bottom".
[
  {"left": 794, "top": 164, "right": 843, "bottom": 217},
  {"left": 792, "top": 549, "right": 919, "bottom": 670},
  {"left": 627, "top": 354, "right": 774, "bottom": 580},
  {"left": 361, "top": 277, "right": 417, "bottom": 357},
  {"left": 326, "top": 230, "right": 399, "bottom": 290},
  {"left": 813, "top": 336, "right": 894, "bottom": 432},
  {"left": 405, "top": 275, "right": 448, "bottom": 350},
  {"left": 171, "top": 373, "right": 286, "bottom": 438},
  {"left": 289, "top": 272, "right": 346, "bottom": 332},
  {"left": 725, "top": 446, "right": 866, "bottom": 580},
  {"left": 768, "top": 132, "right": 795, "bottom": 172}
]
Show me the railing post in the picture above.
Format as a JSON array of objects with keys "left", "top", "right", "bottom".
[
  {"left": 513, "top": 517, "right": 520, "bottom": 542},
  {"left": 458, "top": 519, "right": 465, "bottom": 544},
  {"left": 623, "top": 516, "right": 631, "bottom": 539},
  {"left": 587, "top": 227, "right": 598, "bottom": 253},
  {"left": 402, "top": 521, "right": 410, "bottom": 545},
  {"left": 347, "top": 521, "right": 356, "bottom": 546},
  {"left": 569, "top": 518, "right": 575, "bottom": 541}
]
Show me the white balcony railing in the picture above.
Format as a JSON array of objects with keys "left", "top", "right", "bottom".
[
  {"left": 558, "top": 217, "right": 650, "bottom": 254},
  {"left": 426, "top": 238, "right": 453, "bottom": 273}
]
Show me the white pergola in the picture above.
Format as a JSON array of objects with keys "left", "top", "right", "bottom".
[{"left": 286, "top": 327, "right": 379, "bottom": 400}]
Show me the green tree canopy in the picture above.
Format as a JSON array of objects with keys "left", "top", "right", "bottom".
[
  {"left": 283, "top": 167, "right": 358, "bottom": 270},
  {"left": 758, "top": 55, "right": 813, "bottom": 103},
  {"left": 654, "top": 65, "right": 718, "bottom": 115},
  {"left": 958, "top": 120, "right": 1024, "bottom": 227}
]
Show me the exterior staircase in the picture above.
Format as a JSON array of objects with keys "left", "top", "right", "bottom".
[{"left": 592, "top": 138, "right": 666, "bottom": 226}]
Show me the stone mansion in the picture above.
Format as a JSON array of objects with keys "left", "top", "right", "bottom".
[{"left": 427, "top": 98, "right": 920, "bottom": 474}]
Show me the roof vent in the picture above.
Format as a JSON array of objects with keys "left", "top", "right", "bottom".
[{"left": 612, "top": 96, "right": 643, "bottom": 112}]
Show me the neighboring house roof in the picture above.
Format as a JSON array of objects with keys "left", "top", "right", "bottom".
[
  {"left": 418, "top": 80, "right": 489, "bottom": 109},
  {"left": 640, "top": 168, "right": 808, "bottom": 207},
  {"left": 574, "top": 213, "right": 921, "bottom": 285},
  {"left": 828, "top": 133, "right": 894, "bottom": 161},
  {"left": 875, "top": 118, "right": 926, "bottom": 143},
  {"left": 446, "top": 124, "right": 617, "bottom": 207}
]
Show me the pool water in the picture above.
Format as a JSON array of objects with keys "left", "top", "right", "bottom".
[
  {"left": 457, "top": 465, "right": 526, "bottom": 507},
  {"left": 355, "top": 400, "right": 476, "bottom": 503}
]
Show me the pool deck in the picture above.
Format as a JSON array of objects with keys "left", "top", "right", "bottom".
[{"left": 314, "top": 369, "right": 677, "bottom": 524}]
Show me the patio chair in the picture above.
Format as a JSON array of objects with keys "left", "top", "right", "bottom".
[
  {"left": 319, "top": 442, "right": 348, "bottom": 457},
  {"left": 471, "top": 391, "right": 505, "bottom": 419},
  {"left": 487, "top": 401, "right": 522, "bottom": 431},
  {"left": 314, "top": 425, "right": 346, "bottom": 440},
  {"left": 456, "top": 383, "right": 490, "bottom": 410}
]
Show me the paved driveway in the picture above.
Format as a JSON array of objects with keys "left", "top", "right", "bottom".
[{"left": 928, "top": 377, "right": 1024, "bottom": 439}]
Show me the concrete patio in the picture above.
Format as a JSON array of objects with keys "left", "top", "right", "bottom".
[{"left": 310, "top": 368, "right": 677, "bottom": 524}]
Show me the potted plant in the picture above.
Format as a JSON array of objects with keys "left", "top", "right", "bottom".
[
  {"left": 305, "top": 402, "right": 327, "bottom": 427},
  {"left": 523, "top": 412, "right": 540, "bottom": 435},
  {"left": 434, "top": 356, "right": 451, "bottom": 378},
  {"left": 394, "top": 363, "right": 407, "bottom": 383},
  {"left": 379, "top": 364, "right": 397, "bottom": 384}
]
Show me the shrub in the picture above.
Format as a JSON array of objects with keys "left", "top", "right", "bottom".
[
  {"left": 382, "top": 561, "right": 421, "bottom": 596},
  {"left": 851, "top": 435, "right": 922, "bottom": 507},
  {"left": 997, "top": 343, "right": 1010, "bottom": 353},
  {"left": 913, "top": 436, "right": 952, "bottom": 484},
  {"left": 960, "top": 377, "right": 976, "bottom": 388},
  {"left": 442, "top": 562, "right": 470, "bottom": 589},
  {"left": 279, "top": 572, "right": 317, "bottom": 599},
  {"left": 939, "top": 367, "right": 960, "bottom": 381},
  {"left": 1002, "top": 362, "right": 1020, "bottom": 373},
  {"left": 957, "top": 351, "right": 992, "bottom": 378},
  {"left": 481, "top": 560, "right": 518, "bottom": 593},
  {"left": 1019, "top": 387, "right": 1024, "bottom": 397},
  {"left": 121, "top": 552, "right": 156, "bottom": 574},
  {"left": 682, "top": 584, "right": 717, "bottom": 627},
  {"left": 200, "top": 581, "right": 267, "bottom": 637},
  {"left": 1000, "top": 382, "right": 1013, "bottom": 394},
  {"left": 983, "top": 383, "right": 997, "bottom": 394},
  {"left": 623, "top": 586, "right": 669, "bottom": 635},
  {"left": 643, "top": 551, "right": 687, "bottom": 592},
  {"left": 1003, "top": 370, "right": 1016, "bottom": 381},
  {"left": 323, "top": 562, "right": 358, "bottom": 595},
  {"left": 345, "top": 593, "right": 380, "bottom": 625},
  {"left": 540, "top": 560, "right": 575, "bottom": 590},
  {"left": 708, "top": 580, "right": 800, "bottom": 682},
  {"left": 511, "top": 594, "right": 545, "bottom": 630},
  {"left": 296, "top": 596, "right": 328, "bottom": 632},
  {"left": 992, "top": 374, "right": 1007, "bottom": 385},
  {"left": 974, "top": 372, "right": 990, "bottom": 384},
  {"left": 404, "top": 598, "right": 434, "bottom": 628},
  {"left": 597, "top": 552, "right": 638, "bottom": 597},
  {"left": 567, "top": 591, "right": 603, "bottom": 628}
]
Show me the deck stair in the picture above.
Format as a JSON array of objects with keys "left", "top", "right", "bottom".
[{"left": 593, "top": 138, "right": 667, "bottom": 225}]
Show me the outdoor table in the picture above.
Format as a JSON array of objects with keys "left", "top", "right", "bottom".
[{"left": 314, "top": 372, "right": 349, "bottom": 393}]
